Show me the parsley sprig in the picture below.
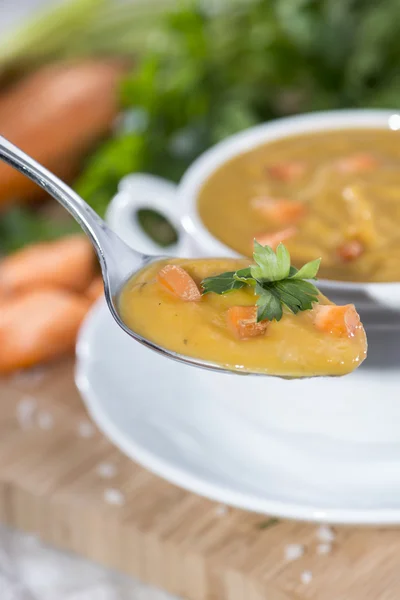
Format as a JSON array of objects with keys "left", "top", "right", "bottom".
[{"left": 201, "top": 241, "right": 321, "bottom": 322}]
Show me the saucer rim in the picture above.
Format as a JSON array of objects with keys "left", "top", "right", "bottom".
[{"left": 75, "top": 301, "right": 400, "bottom": 525}]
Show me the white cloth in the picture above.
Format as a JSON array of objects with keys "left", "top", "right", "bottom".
[{"left": 0, "top": 525, "right": 177, "bottom": 600}]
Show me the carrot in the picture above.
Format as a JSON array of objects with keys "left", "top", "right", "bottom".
[
  {"left": 0, "top": 60, "right": 125, "bottom": 207},
  {"left": 266, "top": 161, "right": 306, "bottom": 182},
  {"left": 313, "top": 304, "right": 361, "bottom": 337},
  {"left": 0, "top": 289, "right": 90, "bottom": 373},
  {"left": 336, "top": 153, "right": 378, "bottom": 174},
  {"left": 0, "top": 235, "right": 95, "bottom": 295},
  {"left": 251, "top": 196, "right": 306, "bottom": 225},
  {"left": 86, "top": 277, "right": 104, "bottom": 303},
  {"left": 227, "top": 306, "right": 268, "bottom": 340},
  {"left": 255, "top": 226, "right": 297, "bottom": 250},
  {"left": 157, "top": 265, "right": 201, "bottom": 301},
  {"left": 337, "top": 240, "right": 364, "bottom": 262}
]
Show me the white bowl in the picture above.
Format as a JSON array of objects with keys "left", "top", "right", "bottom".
[{"left": 106, "top": 109, "right": 400, "bottom": 309}]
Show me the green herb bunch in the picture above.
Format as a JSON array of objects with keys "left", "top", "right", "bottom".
[
  {"left": 202, "top": 241, "right": 321, "bottom": 322},
  {"left": 76, "top": 0, "right": 400, "bottom": 227}
]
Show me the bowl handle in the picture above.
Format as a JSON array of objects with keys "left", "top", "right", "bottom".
[{"left": 105, "top": 173, "right": 186, "bottom": 256}]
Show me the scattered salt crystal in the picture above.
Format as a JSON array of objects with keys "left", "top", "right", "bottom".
[
  {"left": 316, "top": 524, "right": 335, "bottom": 543},
  {"left": 215, "top": 504, "right": 228, "bottom": 517},
  {"left": 317, "top": 542, "right": 332, "bottom": 555},
  {"left": 284, "top": 544, "right": 304, "bottom": 562},
  {"left": 301, "top": 571, "right": 313, "bottom": 585},
  {"left": 37, "top": 411, "right": 54, "bottom": 430},
  {"left": 16, "top": 396, "right": 37, "bottom": 429},
  {"left": 96, "top": 462, "right": 117, "bottom": 479},
  {"left": 77, "top": 420, "right": 95, "bottom": 438},
  {"left": 104, "top": 488, "right": 125, "bottom": 506}
]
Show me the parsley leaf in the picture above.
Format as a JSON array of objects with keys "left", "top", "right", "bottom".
[
  {"left": 256, "top": 284, "right": 283, "bottom": 322},
  {"left": 234, "top": 267, "right": 255, "bottom": 285},
  {"left": 200, "top": 241, "right": 322, "bottom": 322},
  {"left": 290, "top": 258, "right": 321, "bottom": 280},
  {"left": 201, "top": 271, "right": 245, "bottom": 295},
  {"left": 273, "top": 280, "right": 320, "bottom": 314},
  {"left": 251, "top": 240, "right": 291, "bottom": 282}
]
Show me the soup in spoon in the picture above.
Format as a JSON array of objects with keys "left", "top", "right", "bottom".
[{"left": 119, "top": 241, "right": 367, "bottom": 377}]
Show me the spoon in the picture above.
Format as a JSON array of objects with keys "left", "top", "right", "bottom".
[{"left": 0, "top": 135, "right": 259, "bottom": 376}]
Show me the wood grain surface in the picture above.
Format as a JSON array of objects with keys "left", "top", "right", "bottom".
[{"left": 0, "top": 360, "right": 398, "bottom": 600}]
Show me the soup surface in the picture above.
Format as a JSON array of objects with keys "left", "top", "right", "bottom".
[
  {"left": 198, "top": 128, "right": 400, "bottom": 282},
  {"left": 119, "top": 258, "right": 367, "bottom": 377}
]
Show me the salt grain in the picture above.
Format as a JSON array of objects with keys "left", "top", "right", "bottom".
[
  {"left": 77, "top": 420, "right": 95, "bottom": 438},
  {"left": 104, "top": 488, "right": 125, "bottom": 506},
  {"left": 96, "top": 462, "right": 117, "bottom": 479},
  {"left": 16, "top": 396, "right": 37, "bottom": 429},
  {"left": 284, "top": 544, "right": 304, "bottom": 562},
  {"left": 316, "top": 524, "right": 335, "bottom": 543},
  {"left": 301, "top": 571, "right": 313, "bottom": 585},
  {"left": 37, "top": 411, "right": 54, "bottom": 430},
  {"left": 215, "top": 504, "right": 228, "bottom": 517},
  {"left": 317, "top": 542, "right": 332, "bottom": 555}
]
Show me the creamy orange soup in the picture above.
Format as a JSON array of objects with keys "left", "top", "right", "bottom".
[
  {"left": 198, "top": 128, "right": 400, "bottom": 282},
  {"left": 119, "top": 258, "right": 367, "bottom": 378}
]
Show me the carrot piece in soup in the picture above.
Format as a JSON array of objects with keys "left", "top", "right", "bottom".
[
  {"left": 0, "top": 235, "right": 94, "bottom": 296},
  {"left": 313, "top": 304, "right": 361, "bottom": 337},
  {"left": 251, "top": 197, "right": 306, "bottom": 225},
  {"left": 157, "top": 264, "right": 201, "bottom": 301},
  {"left": 227, "top": 306, "right": 268, "bottom": 340},
  {"left": 86, "top": 277, "right": 104, "bottom": 303},
  {"left": 255, "top": 226, "right": 297, "bottom": 250},
  {"left": 337, "top": 153, "right": 378, "bottom": 173},
  {"left": 0, "top": 289, "right": 91, "bottom": 373},
  {"left": 266, "top": 161, "right": 306, "bottom": 182},
  {"left": 337, "top": 240, "right": 364, "bottom": 262}
]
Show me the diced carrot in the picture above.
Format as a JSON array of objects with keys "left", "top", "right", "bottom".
[
  {"left": 0, "top": 289, "right": 91, "bottom": 373},
  {"left": 313, "top": 304, "right": 361, "bottom": 337},
  {"left": 255, "top": 226, "right": 297, "bottom": 250},
  {"left": 86, "top": 276, "right": 104, "bottom": 303},
  {"left": 337, "top": 240, "right": 364, "bottom": 262},
  {"left": 0, "top": 235, "right": 95, "bottom": 296},
  {"left": 336, "top": 153, "right": 378, "bottom": 173},
  {"left": 227, "top": 306, "right": 268, "bottom": 340},
  {"left": 251, "top": 196, "right": 306, "bottom": 225},
  {"left": 266, "top": 161, "right": 306, "bottom": 182},
  {"left": 157, "top": 264, "right": 201, "bottom": 301}
]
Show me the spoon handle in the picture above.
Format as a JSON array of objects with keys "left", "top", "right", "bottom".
[
  {"left": 0, "top": 135, "right": 110, "bottom": 240},
  {"left": 0, "top": 135, "right": 141, "bottom": 289}
]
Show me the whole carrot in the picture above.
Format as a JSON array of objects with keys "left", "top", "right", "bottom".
[
  {"left": 0, "top": 289, "right": 91, "bottom": 373},
  {"left": 0, "top": 60, "right": 125, "bottom": 208}
]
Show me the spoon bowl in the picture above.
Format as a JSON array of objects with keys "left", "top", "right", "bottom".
[{"left": 0, "top": 135, "right": 264, "bottom": 376}]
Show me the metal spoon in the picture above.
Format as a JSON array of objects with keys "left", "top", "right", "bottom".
[{"left": 0, "top": 135, "right": 258, "bottom": 376}]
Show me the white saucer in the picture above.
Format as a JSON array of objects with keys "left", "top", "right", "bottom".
[{"left": 76, "top": 301, "right": 400, "bottom": 525}]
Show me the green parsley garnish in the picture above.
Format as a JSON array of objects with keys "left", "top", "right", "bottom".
[{"left": 201, "top": 240, "right": 321, "bottom": 323}]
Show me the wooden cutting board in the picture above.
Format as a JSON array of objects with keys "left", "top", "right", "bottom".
[{"left": 0, "top": 360, "right": 398, "bottom": 600}]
